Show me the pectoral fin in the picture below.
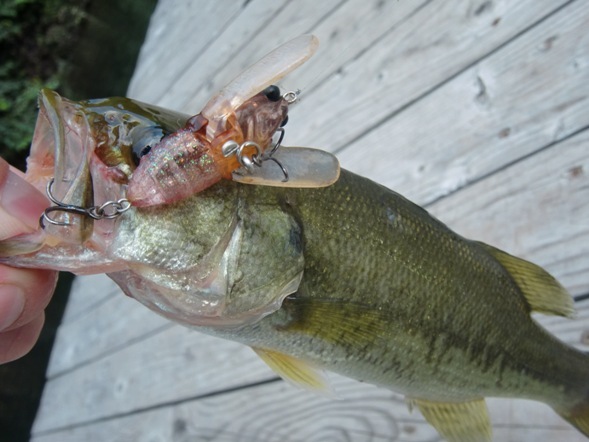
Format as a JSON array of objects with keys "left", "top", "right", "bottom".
[
  {"left": 252, "top": 347, "right": 331, "bottom": 394},
  {"left": 478, "top": 242, "right": 575, "bottom": 317},
  {"left": 409, "top": 397, "right": 491, "bottom": 442}
]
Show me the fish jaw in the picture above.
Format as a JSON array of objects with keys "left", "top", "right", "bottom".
[
  {"left": 0, "top": 90, "right": 120, "bottom": 272},
  {"left": 27, "top": 90, "right": 95, "bottom": 245},
  {"left": 0, "top": 90, "right": 189, "bottom": 274}
]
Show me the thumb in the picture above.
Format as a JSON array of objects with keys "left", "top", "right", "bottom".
[{"left": 0, "top": 157, "right": 49, "bottom": 239}]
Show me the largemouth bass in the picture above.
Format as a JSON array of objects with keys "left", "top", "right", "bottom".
[{"left": 1, "top": 39, "right": 588, "bottom": 442}]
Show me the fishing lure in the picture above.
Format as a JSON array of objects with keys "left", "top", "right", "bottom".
[{"left": 127, "top": 35, "right": 340, "bottom": 207}]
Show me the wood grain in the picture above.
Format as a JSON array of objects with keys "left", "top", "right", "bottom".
[
  {"left": 33, "top": 324, "right": 272, "bottom": 432},
  {"left": 336, "top": 0, "right": 588, "bottom": 206},
  {"left": 285, "top": 0, "right": 572, "bottom": 149},
  {"left": 46, "top": 283, "right": 170, "bottom": 377},
  {"left": 127, "top": 0, "right": 244, "bottom": 104},
  {"left": 169, "top": 0, "right": 345, "bottom": 112},
  {"left": 142, "top": 0, "right": 291, "bottom": 107},
  {"left": 32, "top": 372, "right": 588, "bottom": 442},
  {"left": 429, "top": 129, "right": 589, "bottom": 297},
  {"left": 59, "top": 273, "right": 118, "bottom": 323}
]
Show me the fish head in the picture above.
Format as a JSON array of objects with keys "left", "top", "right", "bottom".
[
  {"left": 25, "top": 89, "right": 185, "bottom": 250},
  {"left": 2, "top": 89, "right": 305, "bottom": 327}
]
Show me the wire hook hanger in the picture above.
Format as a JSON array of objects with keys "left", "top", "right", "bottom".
[{"left": 40, "top": 178, "right": 131, "bottom": 229}]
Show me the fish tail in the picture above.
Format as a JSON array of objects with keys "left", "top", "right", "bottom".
[{"left": 553, "top": 396, "right": 589, "bottom": 437}]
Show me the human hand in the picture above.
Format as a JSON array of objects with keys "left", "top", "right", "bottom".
[{"left": 0, "top": 157, "right": 58, "bottom": 363}]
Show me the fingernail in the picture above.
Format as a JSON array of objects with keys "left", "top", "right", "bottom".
[{"left": 0, "top": 286, "right": 26, "bottom": 331}]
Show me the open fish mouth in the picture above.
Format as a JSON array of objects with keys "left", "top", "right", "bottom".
[{"left": 28, "top": 89, "right": 188, "bottom": 244}]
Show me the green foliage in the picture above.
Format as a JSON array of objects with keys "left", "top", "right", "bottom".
[{"left": 0, "top": 0, "right": 89, "bottom": 159}]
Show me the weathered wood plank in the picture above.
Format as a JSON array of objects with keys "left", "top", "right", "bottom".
[
  {"left": 31, "top": 374, "right": 587, "bottom": 442},
  {"left": 46, "top": 280, "right": 170, "bottom": 377},
  {"left": 290, "top": 0, "right": 431, "bottom": 94},
  {"left": 429, "top": 128, "right": 589, "bottom": 297},
  {"left": 127, "top": 0, "right": 244, "bottom": 103},
  {"left": 33, "top": 325, "right": 272, "bottom": 432},
  {"left": 151, "top": 0, "right": 291, "bottom": 108},
  {"left": 164, "top": 0, "right": 344, "bottom": 111},
  {"left": 157, "top": 0, "right": 428, "bottom": 111},
  {"left": 59, "top": 274, "right": 118, "bottom": 324},
  {"left": 335, "top": 0, "right": 588, "bottom": 206},
  {"left": 286, "top": 0, "right": 572, "bottom": 150}
]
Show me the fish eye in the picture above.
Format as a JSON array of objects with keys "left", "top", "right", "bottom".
[{"left": 263, "top": 85, "right": 282, "bottom": 102}]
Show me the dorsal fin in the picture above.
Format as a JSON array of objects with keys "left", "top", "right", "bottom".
[{"left": 477, "top": 242, "right": 575, "bottom": 318}]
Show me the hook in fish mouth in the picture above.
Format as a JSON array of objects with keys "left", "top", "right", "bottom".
[
  {"left": 220, "top": 88, "right": 300, "bottom": 183},
  {"left": 221, "top": 125, "right": 289, "bottom": 183},
  {"left": 40, "top": 178, "right": 131, "bottom": 229}
]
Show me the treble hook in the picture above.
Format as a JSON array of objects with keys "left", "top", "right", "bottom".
[
  {"left": 222, "top": 126, "right": 290, "bottom": 182},
  {"left": 221, "top": 88, "right": 299, "bottom": 183},
  {"left": 263, "top": 156, "right": 289, "bottom": 182},
  {"left": 40, "top": 178, "right": 131, "bottom": 229},
  {"left": 259, "top": 127, "right": 288, "bottom": 182}
]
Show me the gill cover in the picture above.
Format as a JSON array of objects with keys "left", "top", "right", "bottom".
[{"left": 108, "top": 181, "right": 305, "bottom": 327}]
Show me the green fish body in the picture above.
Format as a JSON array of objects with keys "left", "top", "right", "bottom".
[
  {"left": 193, "top": 171, "right": 589, "bottom": 441},
  {"left": 103, "top": 169, "right": 588, "bottom": 441}
]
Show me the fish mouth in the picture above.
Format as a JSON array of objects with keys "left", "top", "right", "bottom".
[{"left": 27, "top": 89, "right": 188, "bottom": 243}]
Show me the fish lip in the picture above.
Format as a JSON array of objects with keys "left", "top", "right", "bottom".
[
  {"left": 30, "top": 89, "right": 93, "bottom": 203},
  {"left": 28, "top": 89, "right": 95, "bottom": 243}
]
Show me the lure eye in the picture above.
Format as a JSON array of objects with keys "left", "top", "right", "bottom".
[
  {"left": 263, "top": 85, "right": 282, "bottom": 102},
  {"left": 280, "top": 115, "right": 289, "bottom": 127},
  {"left": 131, "top": 126, "right": 165, "bottom": 167},
  {"left": 131, "top": 145, "right": 152, "bottom": 167}
]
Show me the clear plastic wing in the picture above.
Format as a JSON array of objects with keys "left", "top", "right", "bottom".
[{"left": 202, "top": 35, "right": 318, "bottom": 120}]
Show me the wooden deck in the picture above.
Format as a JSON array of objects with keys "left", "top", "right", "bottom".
[{"left": 31, "top": 0, "right": 588, "bottom": 441}]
